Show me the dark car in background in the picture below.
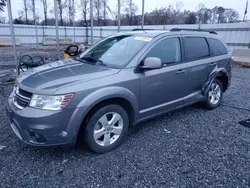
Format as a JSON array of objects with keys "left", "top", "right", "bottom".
[{"left": 5, "top": 29, "right": 232, "bottom": 153}]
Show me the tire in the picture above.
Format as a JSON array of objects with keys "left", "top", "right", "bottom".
[
  {"left": 84, "top": 104, "right": 129, "bottom": 153},
  {"left": 204, "top": 79, "right": 223, "bottom": 110}
]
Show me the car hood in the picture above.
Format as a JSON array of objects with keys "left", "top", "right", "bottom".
[{"left": 17, "top": 59, "right": 120, "bottom": 94}]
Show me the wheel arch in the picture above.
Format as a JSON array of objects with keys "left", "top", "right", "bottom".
[
  {"left": 77, "top": 86, "right": 139, "bottom": 129},
  {"left": 215, "top": 72, "right": 229, "bottom": 92},
  {"left": 203, "top": 68, "right": 229, "bottom": 94}
]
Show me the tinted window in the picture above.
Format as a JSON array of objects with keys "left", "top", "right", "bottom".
[
  {"left": 207, "top": 38, "right": 227, "bottom": 56},
  {"left": 145, "top": 38, "right": 181, "bottom": 64},
  {"left": 183, "top": 37, "right": 209, "bottom": 61}
]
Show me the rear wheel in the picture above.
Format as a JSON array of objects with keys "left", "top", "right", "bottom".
[
  {"left": 84, "top": 104, "right": 129, "bottom": 153},
  {"left": 204, "top": 79, "right": 223, "bottom": 110}
]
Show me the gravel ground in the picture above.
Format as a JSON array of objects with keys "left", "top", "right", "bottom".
[{"left": 0, "top": 68, "right": 250, "bottom": 188}]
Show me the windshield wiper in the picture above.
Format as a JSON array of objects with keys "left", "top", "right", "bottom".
[
  {"left": 81, "top": 57, "right": 106, "bottom": 66},
  {"left": 73, "top": 55, "right": 86, "bottom": 62}
]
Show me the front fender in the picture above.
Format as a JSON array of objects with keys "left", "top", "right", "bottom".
[
  {"left": 202, "top": 67, "right": 228, "bottom": 95},
  {"left": 77, "top": 86, "right": 139, "bottom": 125}
]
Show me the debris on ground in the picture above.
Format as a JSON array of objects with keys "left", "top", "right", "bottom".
[
  {"left": 0, "top": 145, "right": 7, "bottom": 150},
  {"left": 164, "top": 129, "right": 171, "bottom": 133},
  {"left": 62, "top": 159, "right": 68, "bottom": 164}
]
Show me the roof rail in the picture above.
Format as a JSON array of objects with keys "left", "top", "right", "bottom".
[
  {"left": 132, "top": 28, "right": 155, "bottom": 31},
  {"left": 170, "top": 28, "right": 217, "bottom": 35}
]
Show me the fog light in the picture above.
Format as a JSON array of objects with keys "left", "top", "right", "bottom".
[{"left": 29, "top": 131, "right": 47, "bottom": 143}]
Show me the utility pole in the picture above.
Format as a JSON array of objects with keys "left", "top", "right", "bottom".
[
  {"left": 32, "top": 0, "right": 39, "bottom": 51},
  {"left": 54, "top": 0, "right": 60, "bottom": 60},
  {"left": 90, "top": 0, "right": 93, "bottom": 44},
  {"left": 7, "top": 0, "right": 19, "bottom": 75},
  {"left": 118, "top": 0, "right": 121, "bottom": 32},
  {"left": 129, "top": 0, "right": 132, "bottom": 25},
  {"left": 69, "top": 0, "right": 72, "bottom": 25},
  {"left": 141, "top": 0, "right": 144, "bottom": 29},
  {"left": 72, "top": 0, "right": 75, "bottom": 43},
  {"left": 243, "top": 0, "right": 248, "bottom": 22}
]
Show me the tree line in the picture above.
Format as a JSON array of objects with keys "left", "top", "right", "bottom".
[
  {"left": 143, "top": 3, "right": 240, "bottom": 25},
  {"left": 0, "top": 0, "right": 240, "bottom": 26}
]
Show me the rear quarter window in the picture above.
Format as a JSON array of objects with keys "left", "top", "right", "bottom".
[
  {"left": 183, "top": 37, "right": 210, "bottom": 62},
  {"left": 207, "top": 38, "right": 228, "bottom": 56}
]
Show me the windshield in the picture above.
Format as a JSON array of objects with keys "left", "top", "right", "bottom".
[{"left": 79, "top": 35, "right": 151, "bottom": 68}]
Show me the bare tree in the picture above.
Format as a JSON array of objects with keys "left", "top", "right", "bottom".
[
  {"left": 124, "top": 0, "right": 138, "bottom": 25},
  {"left": 41, "top": 0, "right": 48, "bottom": 25},
  {"left": 148, "top": 8, "right": 165, "bottom": 25},
  {"left": 106, "top": 0, "right": 125, "bottom": 25},
  {"left": 0, "top": 0, "right": 6, "bottom": 12},
  {"left": 23, "top": 0, "right": 29, "bottom": 24},
  {"left": 196, "top": 3, "right": 205, "bottom": 24},
  {"left": 217, "top": 6, "right": 225, "bottom": 23},
  {"left": 225, "top": 8, "right": 239, "bottom": 23},
  {"left": 175, "top": 1, "right": 184, "bottom": 12},
  {"left": 102, "top": 0, "right": 108, "bottom": 26},
  {"left": 56, "top": 0, "right": 67, "bottom": 26},
  {"left": 211, "top": 6, "right": 226, "bottom": 23},
  {"left": 202, "top": 9, "right": 212, "bottom": 24},
  {"left": 94, "top": 0, "right": 102, "bottom": 25},
  {"left": 80, "top": 0, "right": 89, "bottom": 26},
  {"left": 185, "top": 12, "right": 197, "bottom": 24},
  {"left": 27, "top": 0, "right": 40, "bottom": 25},
  {"left": 173, "top": 2, "right": 184, "bottom": 23},
  {"left": 68, "top": 0, "right": 72, "bottom": 25}
]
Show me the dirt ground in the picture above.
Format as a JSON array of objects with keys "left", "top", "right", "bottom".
[{"left": 0, "top": 46, "right": 67, "bottom": 65}]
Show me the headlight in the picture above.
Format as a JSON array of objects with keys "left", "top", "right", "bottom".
[{"left": 29, "top": 93, "right": 74, "bottom": 110}]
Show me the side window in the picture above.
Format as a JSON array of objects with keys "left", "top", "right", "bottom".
[
  {"left": 207, "top": 38, "right": 227, "bottom": 56},
  {"left": 183, "top": 37, "right": 209, "bottom": 61},
  {"left": 145, "top": 38, "right": 181, "bottom": 64}
]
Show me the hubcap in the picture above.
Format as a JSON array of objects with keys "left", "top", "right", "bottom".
[
  {"left": 93, "top": 112, "right": 123, "bottom": 146},
  {"left": 208, "top": 83, "right": 221, "bottom": 105}
]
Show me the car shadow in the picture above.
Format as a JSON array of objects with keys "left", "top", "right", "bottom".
[
  {"left": 128, "top": 104, "right": 200, "bottom": 136},
  {"left": 13, "top": 104, "right": 202, "bottom": 158}
]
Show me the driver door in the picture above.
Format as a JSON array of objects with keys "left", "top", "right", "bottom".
[{"left": 138, "top": 37, "right": 188, "bottom": 119}]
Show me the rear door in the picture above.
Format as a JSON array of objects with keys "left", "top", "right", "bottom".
[
  {"left": 206, "top": 38, "right": 230, "bottom": 71},
  {"left": 182, "top": 36, "right": 211, "bottom": 97}
]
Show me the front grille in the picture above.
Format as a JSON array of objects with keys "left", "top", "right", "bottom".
[
  {"left": 18, "top": 88, "right": 32, "bottom": 99},
  {"left": 15, "top": 96, "right": 29, "bottom": 107},
  {"left": 14, "top": 87, "right": 32, "bottom": 109}
]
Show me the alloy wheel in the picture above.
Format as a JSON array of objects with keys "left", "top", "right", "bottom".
[
  {"left": 93, "top": 112, "right": 123, "bottom": 146},
  {"left": 208, "top": 83, "right": 221, "bottom": 105}
]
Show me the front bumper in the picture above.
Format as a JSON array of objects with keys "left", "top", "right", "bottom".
[{"left": 5, "top": 93, "right": 88, "bottom": 147}]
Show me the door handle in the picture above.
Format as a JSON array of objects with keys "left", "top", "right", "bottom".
[
  {"left": 176, "top": 69, "right": 186, "bottom": 74},
  {"left": 209, "top": 62, "right": 216, "bottom": 66}
]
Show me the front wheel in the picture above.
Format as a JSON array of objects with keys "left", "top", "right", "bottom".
[
  {"left": 204, "top": 79, "right": 223, "bottom": 110},
  {"left": 84, "top": 104, "right": 129, "bottom": 153}
]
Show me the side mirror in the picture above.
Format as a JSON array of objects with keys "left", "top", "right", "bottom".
[{"left": 141, "top": 57, "right": 162, "bottom": 69}]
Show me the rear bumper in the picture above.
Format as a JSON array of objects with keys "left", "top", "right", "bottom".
[{"left": 5, "top": 93, "right": 88, "bottom": 147}]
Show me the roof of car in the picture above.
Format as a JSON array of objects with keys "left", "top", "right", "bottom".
[
  {"left": 118, "top": 30, "right": 168, "bottom": 37},
  {"left": 117, "top": 29, "right": 219, "bottom": 39}
]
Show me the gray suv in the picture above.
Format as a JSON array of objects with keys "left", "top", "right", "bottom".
[{"left": 5, "top": 29, "right": 232, "bottom": 153}]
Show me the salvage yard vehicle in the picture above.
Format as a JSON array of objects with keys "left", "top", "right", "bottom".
[{"left": 5, "top": 29, "right": 232, "bottom": 153}]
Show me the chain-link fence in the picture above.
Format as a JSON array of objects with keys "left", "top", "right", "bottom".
[{"left": 2, "top": 0, "right": 250, "bottom": 75}]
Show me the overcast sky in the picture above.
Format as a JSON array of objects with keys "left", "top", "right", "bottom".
[{"left": 1, "top": 0, "right": 248, "bottom": 21}]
